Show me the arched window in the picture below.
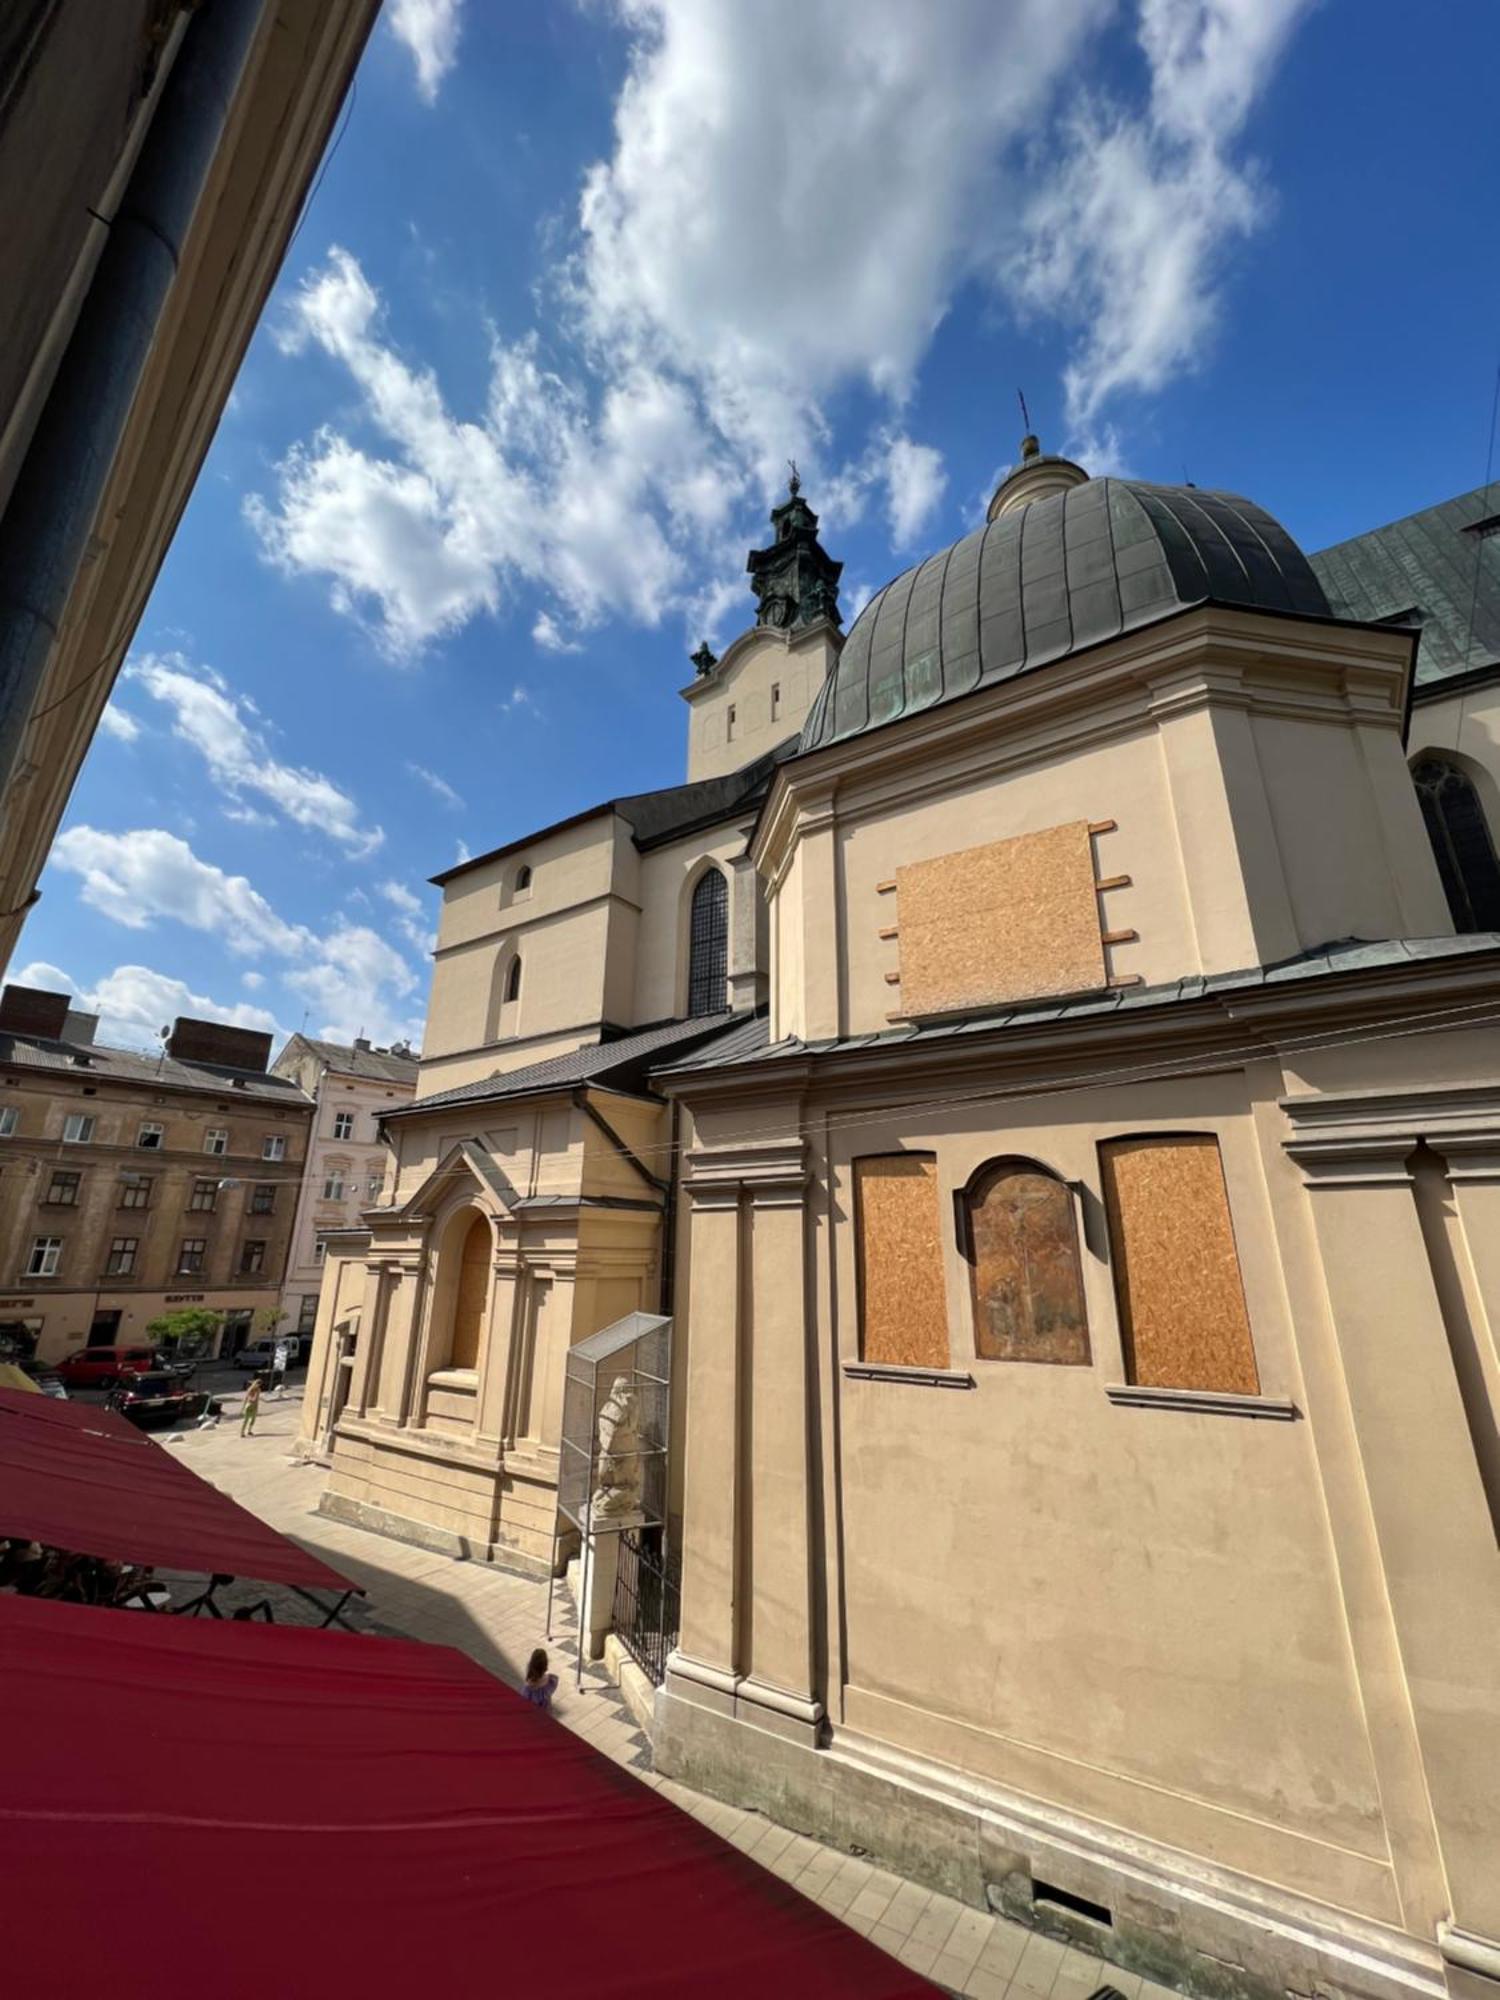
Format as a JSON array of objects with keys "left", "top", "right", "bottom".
[
  {"left": 958, "top": 1158, "right": 1089, "bottom": 1365},
  {"left": 449, "top": 1213, "right": 489, "bottom": 1371},
  {"left": 515, "top": 864, "right": 532, "bottom": 893},
  {"left": 1412, "top": 756, "right": 1500, "bottom": 932},
  {"left": 687, "top": 868, "right": 728, "bottom": 1016},
  {"left": 505, "top": 956, "right": 522, "bottom": 1004}
]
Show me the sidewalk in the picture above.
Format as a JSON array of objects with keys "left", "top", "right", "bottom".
[{"left": 166, "top": 1385, "right": 1171, "bottom": 2000}]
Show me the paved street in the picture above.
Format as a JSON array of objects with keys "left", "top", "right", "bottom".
[{"left": 161, "top": 1377, "right": 1176, "bottom": 2000}]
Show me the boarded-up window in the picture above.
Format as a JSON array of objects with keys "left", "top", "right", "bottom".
[
  {"left": 1098, "top": 1136, "right": 1259, "bottom": 1394},
  {"left": 960, "top": 1160, "right": 1090, "bottom": 1365},
  {"left": 449, "top": 1213, "right": 490, "bottom": 1371},
  {"left": 895, "top": 820, "right": 1106, "bottom": 1018},
  {"left": 854, "top": 1154, "right": 949, "bottom": 1368}
]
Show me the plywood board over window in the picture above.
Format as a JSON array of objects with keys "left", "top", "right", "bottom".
[
  {"left": 1099, "top": 1135, "right": 1260, "bottom": 1395},
  {"left": 895, "top": 820, "right": 1105, "bottom": 1018},
  {"left": 960, "top": 1160, "right": 1090, "bottom": 1365},
  {"left": 854, "top": 1154, "right": 949, "bottom": 1369}
]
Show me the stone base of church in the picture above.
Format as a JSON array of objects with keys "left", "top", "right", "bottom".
[
  {"left": 317, "top": 1488, "right": 552, "bottom": 1578},
  {"left": 654, "top": 1675, "right": 1446, "bottom": 2000}
]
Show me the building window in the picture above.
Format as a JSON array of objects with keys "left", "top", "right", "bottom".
[
  {"left": 314, "top": 1240, "right": 328, "bottom": 1265},
  {"left": 367, "top": 1176, "right": 383, "bottom": 1199},
  {"left": 958, "top": 1159, "right": 1090, "bottom": 1365},
  {"left": 726, "top": 702, "right": 736, "bottom": 741},
  {"left": 332, "top": 1110, "right": 355, "bottom": 1141},
  {"left": 250, "top": 1184, "right": 275, "bottom": 1215},
  {"left": 62, "top": 1113, "right": 95, "bottom": 1144},
  {"left": 44, "top": 1170, "right": 81, "bottom": 1207},
  {"left": 204, "top": 1128, "right": 228, "bottom": 1156},
  {"left": 262, "top": 1133, "right": 286, "bottom": 1161},
  {"left": 136, "top": 1121, "right": 165, "bottom": 1150},
  {"left": 177, "top": 1239, "right": 207, "bottom": 1275},
  {"left": 119, "top": 1176, "right": 152, "bottom": 1209},
  {"left": 771, "top": 681, "right": 781, "bottom": 721},
  {"left": 240, "top": 1240, "right": 266, "bottom": 1276},
  {"left": 1098, "top": 1134, "right": 1260, "bottom": 1395},
  {"left": 323, "top": 1173, "right": 345, "bottom": 1201},
  {"left": 188, "top": 1179, "right": 218, "bottom": 1213},
  {"left": 505, "top": 956, "right": 522, "bottom": 1004},
  {"left": 27, "top": 1237, "right": 62, "bottom": 1278},
  {"left": 1412, "top": 756, "right": 1500, "bottom": 933},
  {"left": 0, "top": 1106, "right": 17, "bottom": 1137},
  {"left": 515, "top": 864, "right": 532, "bottom": 892},
  {"left": 686, "top": 868, "right": 728, "bottom": 1017},
  {"left": 853, "top": 1154, "right": 950, "bottom": 1369},
  {"left": 105, "top": 1238, "right": 138, "bottom": 1277},
  {"left": 297, "top": 1294, "right": 319, "bottom": 1333}
]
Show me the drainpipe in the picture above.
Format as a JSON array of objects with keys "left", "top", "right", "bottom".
[{"left": 0, "top": 0, "right": 267, "bottom": 797}]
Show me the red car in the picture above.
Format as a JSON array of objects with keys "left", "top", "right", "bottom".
[{"left": 55, "top": 1344, "right": 160, "bottom": 1389}]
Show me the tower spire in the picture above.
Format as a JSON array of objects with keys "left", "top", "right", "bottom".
[{"left": 745, "top": 472, "right": 842, "bottom": 631}]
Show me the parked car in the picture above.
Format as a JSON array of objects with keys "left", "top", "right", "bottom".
[
  {"left": 19, "top": 1359, "right": 67, "bottom": 1398},
  {"left": 55, "top": 1344, "right": 160, "bottom": 1389},
  {"left": 232, "top": 1337, "right": 302, "bottom": 1373},
  {"left": 108, "top": 1372, "right": 219, "bottom": 1430}
]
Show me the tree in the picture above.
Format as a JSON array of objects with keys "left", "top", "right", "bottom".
[
  {"left": 252, "top": 1306, "right": 285, "bottom": 1338},
  {"left": 145, "top": 1307, "right": 224, "bottom": 1363}
]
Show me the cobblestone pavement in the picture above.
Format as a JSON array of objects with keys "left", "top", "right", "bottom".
[{"left": 159, "top": 1382, "right": 1178, "bottom": 2000}]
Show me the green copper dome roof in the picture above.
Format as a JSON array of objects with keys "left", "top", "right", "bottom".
[{"left": 800, "top": 477, "right": 1332, "bottom": 753}]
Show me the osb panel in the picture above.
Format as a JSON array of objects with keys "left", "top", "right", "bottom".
[
  {"left": 895, "top": 820, "right": 1105, "bottom": 1017},
  {"left": 1099, "top": 1136, "right": 1260, "bottom": 1395},
  {"left": 965, "top": 1164, "right": 1090, "bottom": 1365},
  {"left": 854, "top": 1155, "right": 950, "bottom": 1369}
]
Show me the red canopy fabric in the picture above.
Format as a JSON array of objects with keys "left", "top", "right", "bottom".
[
  {"left": 0, "top": 1597, "right": 937, "bottom": 1999},
  {"left": 0, "top": 1385, "right": 352, "bottom": 1593}
]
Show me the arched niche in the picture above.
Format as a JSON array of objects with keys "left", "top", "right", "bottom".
[
  {"left": 956, "top": 1156, "right": 1090, "bottom": 1365},
  {"left": 1410, "top": 752, "right": 1500, "bottom": 933}
]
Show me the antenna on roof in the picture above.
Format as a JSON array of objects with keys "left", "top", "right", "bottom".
[
  {"left": 1463, "top": 357, "right": 1500, "bottom": 668},
  {"left": 1017, "top": 388, "right": 1031, "bottom": 435}
]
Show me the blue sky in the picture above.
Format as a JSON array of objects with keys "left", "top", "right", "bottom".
[{"left": 13, "top": 0, "right": 1500, "bottom": 1052}]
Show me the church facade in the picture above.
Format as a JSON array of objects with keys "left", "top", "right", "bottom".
[{"left": 302, "top": 447, "right": 1500, "bottom": 2000}]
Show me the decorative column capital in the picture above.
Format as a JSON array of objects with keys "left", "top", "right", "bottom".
[
  {"left": 683, "top": 1140, "right": 807, "bottom": 1209},
  {"left": 1283, "top": 1134, "right": 1416, "bottom": 1190}
]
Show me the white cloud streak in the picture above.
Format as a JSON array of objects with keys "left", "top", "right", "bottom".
[
  {"left": 406, "top": 761, "right": 465, "bottom": 810},
  {"left": 127, "top": 652, "right": 382, "bottom": 857},
  {"left": 98, "top": 704, "right": 141, "bottom": 744},
  {"left": 9, "top": 960, "right": 280, "bottom": 1051},
  {"left": 387, "top": 0, "right": 463, "bottom": 105}
]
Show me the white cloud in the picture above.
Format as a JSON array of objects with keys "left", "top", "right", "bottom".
[
  {"left": 379, "top": 878, "right": 438, "bottom": 957},
  {"left": 1010, "top": 0, "right": 1312, "bottom": 430},
  {"left": 126, "top": 652, "right": 382, "bottom": 857},
  {"left": 532, "top": 611, "right": 582, "bottom": 654},
  {"left": 98, "top": 704, "right": 140, "bottom": 744},
  {"left": 883, "top": 436, "right": 948, "bottom": 549},
  {"left": 387, "top": 0, "right": 462, "bottom": 104},
  {"left": 284, "top": 922, "right": 424, "bottom": 1045},
  {"left": 8, "top": 960, "right": 280, "bottom": 1052},
  {"left": 406, "top": 761, "right": 465, "bottom": 810},
  {"left": 252, "top": 4, "right": 1310, "bottom": 654},
  {"left": 242, "top": 971, "right": 266, "bottom": 990},
  {"left": 49, "top": 827, "right": 305, "bottom": 956}
]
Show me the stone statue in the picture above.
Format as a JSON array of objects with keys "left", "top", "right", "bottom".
[
  {"left": 690, "top": 640, "right": 718, "bottom": 677},
  {"left": 593, "top": 1374, "right": 643, "bottom": 1519}
]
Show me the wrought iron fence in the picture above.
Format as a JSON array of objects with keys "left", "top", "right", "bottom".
[{"left": 611, "top": 1525, "right": 680, "bottom": 1686}]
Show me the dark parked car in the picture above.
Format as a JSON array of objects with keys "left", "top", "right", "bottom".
[
  {"left": 19, "top": 1359, "right": 67, "bottom": 1398},
  {"left": 56, "top": 1344, "right": 161, "bottom": 1389},
  {"left": 108, "top": 1372, "right": 219, "bottom": 1430}
]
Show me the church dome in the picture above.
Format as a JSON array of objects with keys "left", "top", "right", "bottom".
[{"left": 800, "top": 476, "right": 1332, "bottom": 754}]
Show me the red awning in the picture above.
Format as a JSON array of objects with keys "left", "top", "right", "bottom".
[
  {"left": 0, "top": 1597, "right": 938, "bottom": 2000},
  {"left": 0, "top": 1385, "right": 352, "bottom": 1593}
]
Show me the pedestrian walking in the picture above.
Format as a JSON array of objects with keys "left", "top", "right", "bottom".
[
  {"left": 521, "top": 1647, "right": 559, "bottom": 1713},
  {"left": 240, "top": 1375, "right": 263, "bottom": 1437},
  {"left": 269, "top": 1335, "right": 291, "bottom": 1398}
]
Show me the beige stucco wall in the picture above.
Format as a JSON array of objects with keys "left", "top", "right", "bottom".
[
  {"left": 761, "top": 610, "right": 1452, "bottom": 1043},
  {"left": 681, "top": 623, "right": 837, "bottom": 782}
]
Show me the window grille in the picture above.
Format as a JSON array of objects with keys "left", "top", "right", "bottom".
[
  {"left": 332, "top": 1111, "right": 355, "bottom": 1141},
  {"left": 686, "top": 869, "right": 728, "bottom": 1017},
  {"left": 1412, "top": 756, "right": 1500, "bottom": 932}
]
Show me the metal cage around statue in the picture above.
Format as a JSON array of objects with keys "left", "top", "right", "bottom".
[{"left": 546, "top": 1311, "right": 671, "bottom": 1682}]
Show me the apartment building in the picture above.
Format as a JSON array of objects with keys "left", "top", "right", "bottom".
[
  {"left": 271, "top": 1035, "right": 418, "bottom": 1338},
  {"left": 0, "top": 984, "right": 312, "bottom": 1361}
]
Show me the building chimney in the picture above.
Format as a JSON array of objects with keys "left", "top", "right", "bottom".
[
  {"left": 165, "top": 1017, "right": 272, "bottom": 1073},
  {"left": 0, "top": 984, "right": 72, "bottom": 1040}
]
